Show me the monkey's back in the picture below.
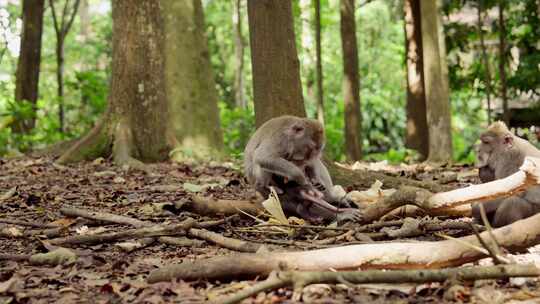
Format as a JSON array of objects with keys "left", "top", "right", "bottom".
[{"left": 243, "top": 116, "right": 303, "bottom": 184}]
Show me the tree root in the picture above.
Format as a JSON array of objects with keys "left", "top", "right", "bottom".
[
  {"left": 56, "top": 119, "right": 111, "bottom": 164},
  {"left": 221, "top": 265, "right": 540, "bottom": 304},
  {"left": 326, "top": 160, "right": 452, "bottom": 192}
]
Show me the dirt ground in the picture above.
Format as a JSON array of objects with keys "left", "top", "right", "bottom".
[{"left": 1, "top": 157, "right": 540, "bottom": 303}]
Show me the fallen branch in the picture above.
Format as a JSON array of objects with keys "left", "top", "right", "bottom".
[
  {"left": 60, "top": 206, "right": 259, "bottom": 251},
  {"left": 188, "top": 228, "right": 261, "bottom": 253},
  {"left": 0, "top": 218, "right": 59, "bottom": 228},
  {"left": 357, "top": 157, "right": 540, "bottom": 223},
  {"left": 181, "top": 195, "right": 263, "bottom": 216},
  {"left": 49, "top": 218, "right": 195, "bottom": 246},
  {"left": 147, "top": 210, "right": 540, "bottom": 282},
  {"left": 222, "top": 264, "right": 540, "bottom": 304}
]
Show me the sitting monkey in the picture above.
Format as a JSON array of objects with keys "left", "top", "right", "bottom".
[
  {"left": 472, "top": 121, "right": 540, "bottom": 227},
  {"left": 244, "top": 115, "right": 360, "bottom": 223}
]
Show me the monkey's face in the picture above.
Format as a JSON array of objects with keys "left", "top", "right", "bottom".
[
  {"left": 286, "top": 121, "right": 325, "bottom": 162},
  {"left": 475, "top": 131, "right": 513, "bottom": 168}
]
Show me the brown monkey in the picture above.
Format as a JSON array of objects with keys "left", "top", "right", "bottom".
[
  {"left": 472, "top": 121, "right": 540, "bottom": 227},
  {"left": 244, "top": 115, "right": 360, "bottom": 223}
]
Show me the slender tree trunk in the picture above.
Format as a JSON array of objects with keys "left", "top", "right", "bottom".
[
  {"left": 233, "top": 0, "right": 246, "bottom": 109},
  {"left": 420, "top": 0, "right": 452, "bottom": 163},
  {"left": 477, "top": 0, "right": 493, "bottom": 124},
  {"left": 13, "top": 0, "right": 44, "bottom": 133},
  {"left": 340, "top": 0, "right": 362, "bottom": 161},
  {"left": 403, "top": 0, "right": 428, "bottom": 160},
  {"left": 498, "top": 1, "right": 509, "bottom": 126},
  {"left": 49, "top": 0, "right": 81, "bottom": 134},
  {"left": 79, "top": 0, "right": 89, "bottom": 40},
  {"left": 56, "top": 36, "right": 65, "bottom": 133},
  {"left": 247, "top": 0, "right": 306, "bottom": 126},
  {"left": 314, "top": 0, "right": 325, "bottom": 125},
  {"left": 299, "top": 0, "right": 315, "bottom": 112}
]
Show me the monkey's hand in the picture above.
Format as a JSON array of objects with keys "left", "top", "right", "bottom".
[{"left": 336, "top": 208, "right": 364, "bottom": 223}]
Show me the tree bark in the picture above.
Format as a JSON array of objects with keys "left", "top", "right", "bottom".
[
  {"left": 498, "top": 2, "right": 510, "bottom": 126},
  {"left": 57, "top": 0, "right": 224, "bottom": 164},
  {"left": 420, "top": 0, "right": 452, "bottom": 163},
  {"left": 314, "top": 0, "right": 325, "bottom": 125},
  {"left": 13, "top": 0, "right": 45, "bottom": 133},
  {"left": 247, "top": 0, "right": 306, "bottom": 127},
  {"left": 477, "top": 0, "right": 493, "bottom": 125},
  {"left": 403, "top": 0, "right": 428, "bottom": 160},
  {"left": 340, "top": 0, "right": 362, "bottom": 161},
  {"left": 162, "top": 0, "right": 224, "bottom": 160},
  {"left": 232, "top": 0, "right": 246, "bottom": 109}
]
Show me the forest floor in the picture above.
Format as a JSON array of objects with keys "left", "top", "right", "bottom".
[{"left": 1, "top": 157, "right": 540, "bottom": 303}]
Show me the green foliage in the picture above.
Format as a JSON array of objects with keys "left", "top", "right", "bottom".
[{"left": 219, "top": 102, "right": 255, "bottom": 159}]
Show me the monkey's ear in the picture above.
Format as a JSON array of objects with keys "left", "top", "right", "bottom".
[{"left": 503, "top": 134, "right": 514, "bottom": 147}]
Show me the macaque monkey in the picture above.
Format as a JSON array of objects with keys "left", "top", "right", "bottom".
[
  {"left": 472, "top": 121, "right": 540, "bottom": 227},
  {"left": 244, "top": 115, "right": 360, "bottom": 223}
]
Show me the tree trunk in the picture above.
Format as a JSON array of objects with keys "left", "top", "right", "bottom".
[
  {"left": 13, "top": 0, "right": 44, "bottom": 133},
  {"left": 498, "top": 2, "right": 509, "bottom": 126},
  {"left": 299, "top": 0, "right": 315, "bottom": 116},
  {"left": 314, "top": 0, "right": 325, "bottom": 125},
  {"left": 57, "top": 0, "right": 223, "bottom": 165},
  {"left": 79, "top": 0, "right": 90, "bottom": 40},
  {"left": 162, "top": 0, "right": 224, "bottom": 160},
  {"left": 340, "top": 0, "right": 362, "bottom": 161},
  {"left": 247, "top": 0, "right": 306, "bottom": 126},
  {"left": 477, "top": 0, "right": 493, "bottom": 124},
  {"left": 420, "top": 0, "right": 452, "bottom": 163},
  {"left": 233, "top": 0, "right": 246, "bottom": 109},
  {"left": 56, "top": 36, "right": 65, "bottom": 133},
  {"left": 403, "top": 0, "right": 428, "bottom": 160}
]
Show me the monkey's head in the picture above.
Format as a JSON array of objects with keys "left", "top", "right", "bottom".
[
  {"left": 475, "top": 121, "right": 515, "bottom": 168},
  {"left": 285, "top": 118, "right": 325, "bottom": 162}
]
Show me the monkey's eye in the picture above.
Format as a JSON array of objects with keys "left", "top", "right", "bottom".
[{"left": 293, "top": 126, "right": 304, "bottom": 133}]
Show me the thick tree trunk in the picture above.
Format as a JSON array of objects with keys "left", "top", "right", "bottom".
[
  {"left": 403, "top": 0, "right": 428, "bottom": 160},
  {"left": 247, "top": 0, "right": 306, "bottom": 126},
  {"left": 233, "top": 0, "right": 246, "bottom": 109},
  {"left": 498, "top": 2, "right": 510, "bottom": 126},
  {"left": 476, "top": 0, "right": 493, "bottom": 125},
  {"left": 162, "top": 0, "right": 224, "bottom": 160},
  {"left": 57, "top": 0, "right": 224, "bottom": 165},
  {"left": 13, "top": 0, "right": 44, "bottom": 133},
  {"left": 314, "top": 0, "right": 325, "bottom": 125},
  {"left": 340, "top": 0, "right": 362, "bottom": 161},
  {"left": 58, "top": 0, "right": 168, "bottom": 164},
  {"left": 420, "top": 0, "right": 452, "bottom": 163}
]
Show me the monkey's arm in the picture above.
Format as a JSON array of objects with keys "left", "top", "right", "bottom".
[
  {"left": 307, "top": 158, "right": 352, "bottom": 207},
  {"left": 253, "top": 147, "right": 308, "bottom": 185}
]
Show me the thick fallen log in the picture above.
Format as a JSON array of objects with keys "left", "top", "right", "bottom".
[
  {"left": 147, "top": 210, "right": 540, "bottom": 282},
  {"left": 223, "top": 264, "right": 540, "bottom": 304},
  {"left": 357, "top": 156, "right": 540, "bottom": 223}
]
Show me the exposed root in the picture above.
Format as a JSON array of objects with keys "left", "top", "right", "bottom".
[
  {"left": 112, "top": 119, "right": 149, "bottom": 172},
  {"left": 56, "top": 119, "right": 111, "bottom": 164}
]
